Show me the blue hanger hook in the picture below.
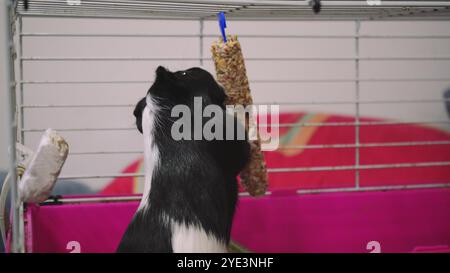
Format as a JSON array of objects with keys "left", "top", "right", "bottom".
[{"left": 218, "top": 12, "right": 227, "bottom": 42}]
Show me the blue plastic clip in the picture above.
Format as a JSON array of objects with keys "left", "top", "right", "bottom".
[{"left": 218, "top": 12, "right": 227, "bottom": 42}]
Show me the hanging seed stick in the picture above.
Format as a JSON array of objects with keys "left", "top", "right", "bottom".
[{"left": 211, "top": 35, "right": 268, "bottom": 196}]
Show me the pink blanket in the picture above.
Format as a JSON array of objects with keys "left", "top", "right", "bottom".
[{"left": 102, "top": 113, "right": 450, "bottom": 194}]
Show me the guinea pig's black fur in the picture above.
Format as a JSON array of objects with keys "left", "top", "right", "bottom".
[{"left": 117, "top": 66, "right": 250, "bottom": 253}]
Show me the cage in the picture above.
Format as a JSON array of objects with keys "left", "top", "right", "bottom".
[{"left": 1, "top": 0, "right": 450, "bottom": 253}]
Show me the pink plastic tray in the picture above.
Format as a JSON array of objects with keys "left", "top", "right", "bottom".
[{"left": 12, "top": 188, "right": 450, "bottom": 253}]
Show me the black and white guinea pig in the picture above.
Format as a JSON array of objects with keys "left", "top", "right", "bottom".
[{"left": 117, "top": 66, "right": 250, "bottom": 253}]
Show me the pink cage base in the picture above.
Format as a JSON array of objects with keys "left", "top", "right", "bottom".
[{"left": 8, "top": 187, "right": 450, "bottom": 253}]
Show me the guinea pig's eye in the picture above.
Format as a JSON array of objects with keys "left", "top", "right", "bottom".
[{"left": 181, "top": 71, "right": 187, "bottom": 76}]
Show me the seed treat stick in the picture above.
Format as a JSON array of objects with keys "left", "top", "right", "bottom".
[{"left": 211, "top": 35, "right": 268, "bottom": 197}]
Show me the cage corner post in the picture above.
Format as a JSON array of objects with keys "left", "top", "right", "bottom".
[{"left": 2, "top": 0, "right": 25, "bottom": 253}]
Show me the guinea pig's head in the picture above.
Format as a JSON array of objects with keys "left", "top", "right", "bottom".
[
  {"left": 151, "top": 66, "right": 226, "bottom": 107},
  {"left": 133, "top": 66, "right": 227, "bottom": 134}
]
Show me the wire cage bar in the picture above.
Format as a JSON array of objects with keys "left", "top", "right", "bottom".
[
  {"left": 13, "top": 1, "right": 450, "bottom": 21},
  {"left": 4, "top": 0, "right": 450, "bottom": 253}
]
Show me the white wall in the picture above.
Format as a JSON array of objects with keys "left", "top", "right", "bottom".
[{"left": 1, "top": 17, "right": 450, "bottom": 191}]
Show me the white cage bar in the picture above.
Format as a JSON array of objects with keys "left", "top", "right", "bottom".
[{"left": 13, "top": 1, "right": 450, "bottom": 20}]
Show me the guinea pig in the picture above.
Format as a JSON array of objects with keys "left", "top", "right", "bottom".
[{"left": 117, "top": 66, "right": 250, "bottom": 253}]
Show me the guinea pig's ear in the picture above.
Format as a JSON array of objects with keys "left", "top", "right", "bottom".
[{"left": 133, "top": 97, "right": 146, "bottom": 134}]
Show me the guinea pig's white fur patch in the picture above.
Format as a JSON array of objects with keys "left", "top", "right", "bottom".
[
  {"left": 171, "top": 221, "right": 228, "bottom": 253},
  {"left": 138, "top": 96, "right": 159, "bottom": 211}
]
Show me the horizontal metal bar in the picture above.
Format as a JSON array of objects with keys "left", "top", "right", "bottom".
[
  {"left": 359, "top": 35, "right": 450, "bottom": 39},
  {"left": 15, "top": 0, "right": 450, "bottom": 21},
  {"left": 16, "top": 8, "right": 450, "bottom": 16},
  {"left": 257, "top": 99, "right": 450, "bottom": 105},
  {"left": 22, "top": 104, "right": 136, "bottom": 108},
  {"left": 12, "top": 8, "right": 416, "bottom": 15},
  {"left": 17, "top": 12, "right": 216, "bottom": 20},
  {"left": 21, "top": 33, "right": 206, "bottom": 37},
  {"left": 20, "top": 99, "right": 450, "bottom": 108},
  {"left": 21, "top": 56, "right": 201, "bottom": 61},
  {"left": 238, "top": 191, "right": 272, "bottom": 197},
  {"left": 19, "top": 7, "right": 222, "bottom": 17},
  {"left": 20, "top": 0, "right": 242, "bottom": 9},
  {"left": 22, "top": 120, "right": 450, "bottom": 132},
  {"left": 59, "top": 173, "right": 144, "bottom": 180},
  {"left": 242, "top": 6, "right": 447, "bottom": 11},
  {"left": 18, "top": 5, "right": 448, "bottom": 17},
  {"left": 226, "top": 11, "right": 450, "bottom": 18},
  {"left": 23, "top": 127, "right": 135, "bottom": 132},
  {"left": 18, "top": 12, "right": 214, "bottom": 20},
  {"left": 269, "top": 161, "right": 450, "bottom": 173},
  {"left": 17, "top": 2, "right": 233, "bottom": 13},
  {"left": 279, "top": 140, "right": 450, "bottom": 150},
  {"left": 17, "top": 12, "right": 450, "bottom": 21},
  {"left": 20, "top": 0, "right": 450, "bottom": 8},
  {"left": 24, "top": 9, "right": 427, "bottom": 21},
  {"left": 253, "top": 1, "right": 450, "bottom": 7},
  {"left": 20, "top": 80, "right": 151, "bottom": 84},
  {"left": 22, "top": 0, "right": 243, "bottom": 8},
  {"left": 69, "top": 150, "right": 142, "bottom": 155},
  {"left": 39, "top": 191, "right": 272, "bottom": 204},
  {"left": 40, "top": 195, "right": 143, "bottom": 204},
  {"left": 20, "top": 56, "right": 450, "bottom": 62},
  {"left": 252, "top": 78, "right": 450, "bottom": 83},
  {"left": 242, "top": 6, "right": 443, "bottom": 10},
  {"left": 296, "top": 182, "right": 450, "bottom": 194},
  {"left": 39, "top": 182, "right": 450, "bottom": 204},
  {"left": 20, "top": 56, "right": 450, "bottom": 61},
  {"left": 21, "top": 99, "right": 450, "bottom": 109},
  {"left": 261, "top": 120, "right": 450, "bottom": 128},
  {"left": 16, "top": 11, "right": 217, "bottom": 21},
  {"left": 16, "top": 0, "right": 450, "bottom": 14},
  {"left": 57, "top": 161, "right": 450, "bottom": 180},
  {"left": 19, "top": 78, "right": 450, "bottom": 84},
  {"left": 15, "top": 3, "right": 220, "bottom": 17},
  {"left": 20, "top": 0, "right": 450, "bottom": 9},
  {"left": 22, "top": 1, "right": 239, "bottom": 11},
  {"left": 67, "top": 140, "right": 450, "bottom": 155},
  {"left": 19, "top": 6, "right": 227, "bottom": 15},
  {"left": 20, "top": 33, "right": 450, "bottom": 39}
]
